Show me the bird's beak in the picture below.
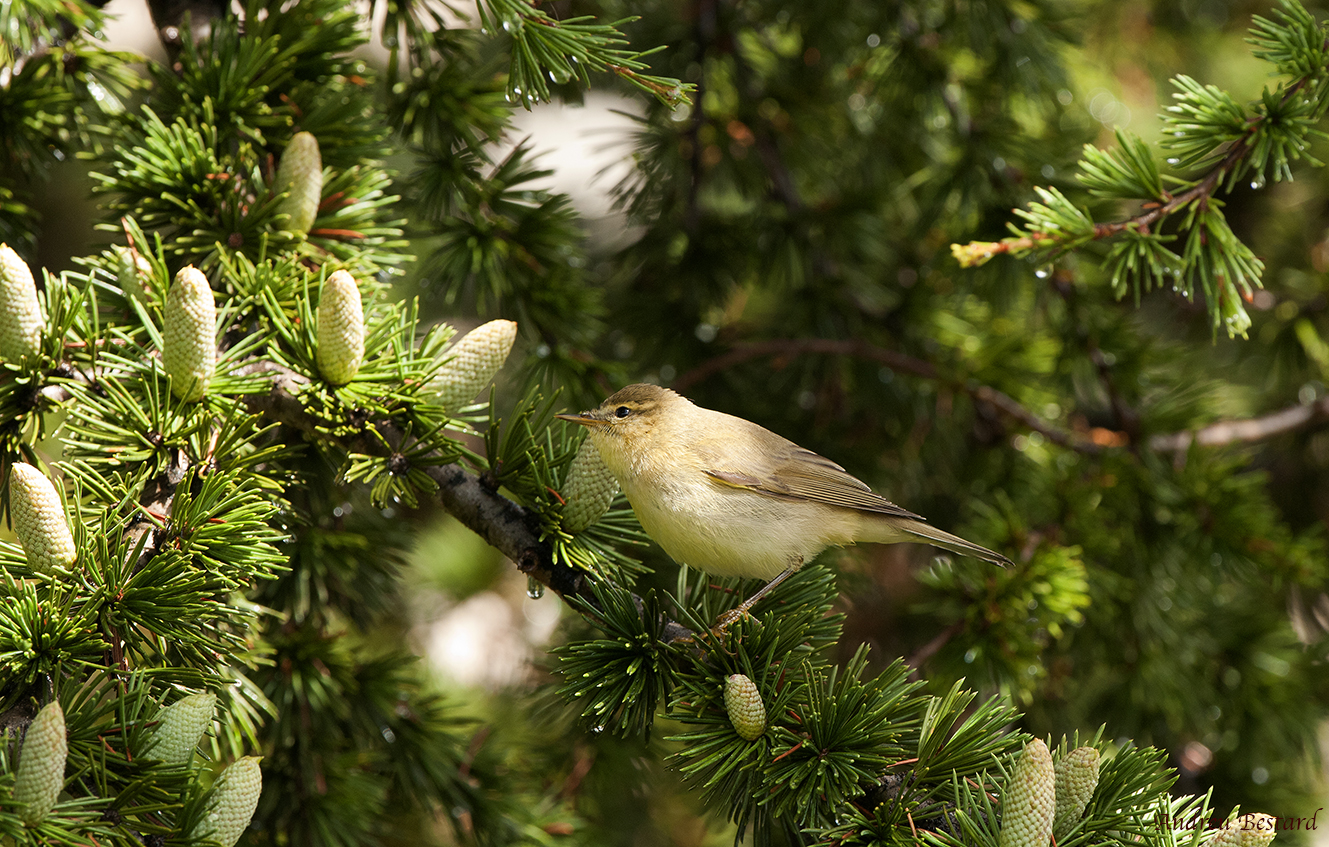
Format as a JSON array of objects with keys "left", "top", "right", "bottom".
[{"left": 555, "top": 411, "right": 607, "bottom": 427}]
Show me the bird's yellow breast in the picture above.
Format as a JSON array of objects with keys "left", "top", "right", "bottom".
[{"left": 587, "top": 417, "right": 861, "bottom": 580}]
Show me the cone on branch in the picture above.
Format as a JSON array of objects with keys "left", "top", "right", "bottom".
[
  {"left": 163, "top": 266, "right": 216, "bottom": 402},
  {"left": 998, "top": 739, "right": 1056, "bottom": 847},
  {"left": 429, "top": 319, "right": 517, "bottom": 411},
  {"left": 142, "top": 692, "right": 216, "bottom": 766},
  {"left": 1052, "top": 746, "right": 1100, "bottom": 841},
  {"left": 0, "top": 243, "right": 43, "bottom": 364},
  {"left": 7, "top": 462, "right": 77, "bottom": 574},
  {"left": 192, "top": 756, "right": 263, "bottom": 847},
  {"left": 561, "top": 438, "right": 619, "bottom": 532},
  {"left": 1205, "top": 813, "right": 1277, "bottom": 847},
  {"left": 274, "top": 131, "right": 323, "bottom": 237},
  {"left": 115, "top": 244, "right": 154, "bottom": 305},
  {"left": 12, "top": 701, "right": 67, "bottom": 825},
  {"left": 315, "top": 270, "right": 365, "bottom": 385},
  {"left": 723, "top": 674, "right": 766, "bottom": 741}
]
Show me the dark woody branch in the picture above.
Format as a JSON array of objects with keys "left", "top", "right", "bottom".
[{"left": 236, "top": 361, "right": 698, "bottom": 643}]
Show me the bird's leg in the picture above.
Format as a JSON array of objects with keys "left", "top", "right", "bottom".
[{"left": 712, "top": 563, "right": 799, "bottom": 634}]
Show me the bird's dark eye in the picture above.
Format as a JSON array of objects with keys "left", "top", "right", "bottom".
[{"left": 614, "top": 405, "right": 632, "bottom": 418}]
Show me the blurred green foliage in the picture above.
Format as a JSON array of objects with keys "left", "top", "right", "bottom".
[{"left": 4, "top": 0, "right": 1329, "bottom": 844}]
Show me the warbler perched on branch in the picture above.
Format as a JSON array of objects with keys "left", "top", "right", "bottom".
[{"left": 557, "top": 383, "right": 1010, "bottom": 623}]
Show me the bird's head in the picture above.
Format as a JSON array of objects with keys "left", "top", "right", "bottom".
[{"left": 555, "top": 383, "right": 691, "bottom": 474}]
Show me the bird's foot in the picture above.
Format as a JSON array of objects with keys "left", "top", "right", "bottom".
[
  {"left": 708, "top": 565, "right": 799, "bottom": 638},
  {"left": 711, "top": 606, "right": 750, "bottom": 637}
]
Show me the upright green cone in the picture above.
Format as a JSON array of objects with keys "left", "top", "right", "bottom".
[
  {"left": 561, "top": 438, "right": 619, "bottom": 533},
  {"left": 315, "top": 269, "right": 365, "bottom": 385},
  {"left": 192, "top": 756, "right": 264, "bottom": 847},
  {"left": 429, "top": 319, "right": 517, "bottom": 411},
  {"left": 1052, "top": 746, "right": 1100, "bottom": 840},
  {"left": 143, "top": 692, "right": 216, "bottom": 766},
  {"left": 8, "top": 462, "right": 77, "bottom": 574},
  {"left": 274, "top": 131, "right": 323, "bottom": 236},
  {"left": 115, "top": 245, "right": 155, "bottom": 305},
  {"left": 998, "top": 739, "right": 1056, "bottom": 847},
  {"left": 163, "top": 266, "right": 216, "bottom": 402},
  {"left": 723, "top": 674, "right": 766, "bottom": 741},
  {"left": 12, "top": 701, "right": 67, "bottom": 825},
  {"left": 0, "top": 243, "right": 43, "bottom": 363}
]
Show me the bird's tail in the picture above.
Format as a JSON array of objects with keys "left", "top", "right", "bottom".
[{"left": 865, "top": 516, "right": 1012, "bottom": 567}]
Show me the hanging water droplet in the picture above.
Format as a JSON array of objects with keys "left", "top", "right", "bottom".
[
  {"left": 1034, "top": 265, "right": 1051, "bottom": 279},
  {"left": 1250, "top": 177, "right": 1265, "bottom": 189},
  {"left": 527, "top": 576, "right": 545, "bottom": 599},
  {"left": 501, "top": 19, "right": 511, "bottom": 31}
]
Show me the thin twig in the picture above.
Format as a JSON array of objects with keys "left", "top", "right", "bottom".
[
  {"left": 956, "top": 75, "right": 1312, "bottom": 260},
  {"left": 1149, "top": 395, "right": 1329, "bottom": 452}
]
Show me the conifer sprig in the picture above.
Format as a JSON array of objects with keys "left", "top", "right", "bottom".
[
  {"left": 554, "top": 581, "right": 678, "bottom": 737},
  {"left": 951, "top": 0, "right": 1329, "bottom": 336},
  {"left": 341, "top": 422, "right": 464, "bottom": 510},
  {"left": 477, "top": 0, "right": 694, "bottom": 109}
]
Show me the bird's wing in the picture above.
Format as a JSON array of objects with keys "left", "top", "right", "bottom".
[{"left": 702, "top": 436, "right": 924, "bottom": 521}]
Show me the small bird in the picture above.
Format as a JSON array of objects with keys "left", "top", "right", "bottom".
[{"left": 557, "top": 384, "right": 1010, "bottom": 623}]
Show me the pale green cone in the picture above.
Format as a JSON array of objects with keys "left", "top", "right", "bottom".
[
  {"left": 998, "top": 739, "right": 1056, "bottom": 847},
  {"left": 192, "top": 756, "right": 263, "bottom": 847},
  {"left": 430, "top": 319, "right": 517, "bottom": 411},
  {"left": 1052, "top": 746, "right": 1100, "bottom": 841},
  {"left": 723, "top": 674, "right": 766, "bottom": 741},
  {"left": 8, "top": 462, "right": 77, "bottom": 574},
  {"left": 0, "top": 243, "right": 43, "bottom": 363},
  {"left": 315, "top": 270, "right": 365, "bottom": 385},
  {"left": 562, "top": 438, "right": 619, "bottom": 533},
  {"left": 274, "top": 131, "right": 323, "bottom": 236},
  {"left": 163, "top": 266, "right": 216, "bottom": 402},
  {"left": 143, "top": 692, "right": 216, "bottom": 766},
  {"left": 1206, "top": 813, "right": 1276, "bottom": 847},
  {"left": 115, "top": 245, "right": 154, "bottom": 304},
  {"left": 13, "top": 701, "right": 67, "bottom": 825}
]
